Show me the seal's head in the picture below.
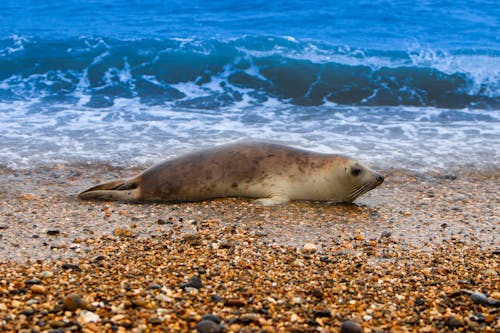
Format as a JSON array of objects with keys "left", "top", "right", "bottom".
[{"left": 340, "top": 160, "right": 384, "bottom": 202}]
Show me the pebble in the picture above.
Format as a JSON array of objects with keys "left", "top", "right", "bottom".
[
  {"left": 181, "top": 275, "right": 203, "bottom": 289},
  {"left": 313, "top": 310, "right": 331, "bottom": 318},
  {"left": 225, "top": 298, "right": 246, "bottom": 307},
  {"left": 196, "top": 319, "right": 222, "bottom": 333},
  {"left": 470, "top": 291, "right": 500, "bottom": 307},
  {"left": 447, "top": 314, "right": 465, "bottom": 328},
  {"left": 63, "top": 293, "right": 87, "bottom": 311},
  {"left": 340, "top": 320, "right": 362, "bottom": 333},
  {"left": 200, "top": 314, "right": 221, "bottom": 324},
  {"left": 302, "top": 243, "right": 318, "bottom": 253},
  {"left": 381, "top": 230, "right": 392, "bottom": 238},
  {"left": 79, "top": 310, "right": 100, "bottom": 324},
  {"left": 31, "top": 284, "right": 46, "bottom": 294},
  {"left": 470, "top": 313, "right": 485, "bottom": 323},
  {"left": 39, "top": 271, "right": 53, "bottom": 279},
  {"left": 61, "top": 263, "right": 82, "bottom": 272}
]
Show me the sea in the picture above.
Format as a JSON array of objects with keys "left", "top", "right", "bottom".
[{"left": 1, "top": 0, "right": 499, "bottom": 171}]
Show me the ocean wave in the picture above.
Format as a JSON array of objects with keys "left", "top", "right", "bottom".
[{"left": 0, "top": 35, "right": 499, "bottom": 110}]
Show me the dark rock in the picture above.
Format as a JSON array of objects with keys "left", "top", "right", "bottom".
[
  {"left": 47, "top": 230, "right": 60, "bottom": 236},
  {"left": 340, "top": 320, "right": 362, "bottom": 333},
  {"left": 200, "top": 314, "right": 221, "bottom": 324},
  {"left": 470, "top": 313, "right": 485, "bottom": 323},
  {"left": 310, "top": 289, "right": 323, "bottom": 299},
  {"left": 381, "top": 230, "right": 392, "bottom": 238},
  {"left": 61, "top": 263, "right": 82, "bottom": 272},
  {"left": 148, "top": 283, "right": 162, "bottom": 290},
  {"left": 10, "top": 288, "right": 27, "bottom": 295},
  {"left": 181, "top": 275, "right": 203, "bottom": 289},
  {"left": 210, "top": 294, "right": 224, "bottom": 303},
  {"left": 471, "top": 291, "right": 500, "bottom": 307},
  {"left": 25, "top": 279, "right": 42, "bottom": 285},
  {"left": 196, "top": 319, "right": 222, "bottom": 333},
  {"left": 22, "top": 309, "right": 38, "bottom": 316},
  {"left": 313, "top": 310, "right": 332, "bottom": 318},
  {"left": 414, "top": 298, "right": 426, "bottom": 306}
]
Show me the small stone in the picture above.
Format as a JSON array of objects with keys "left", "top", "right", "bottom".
[
  {"left": 79, "top": 310, "right": 99, "bottom": 324},
  {"left": 40, "top": 271, "right": 53, "bottom": 279},
  {"left": 303, "top": 243, "right": 318, "bottom": 253},
  {"left": 240, "top": 313, "right": 259, "bottom": 324},
  {"left": 470, "top": 313, "right": 485, "bottom": 323},
  {"left": 313, "top": 310, "right": 331, "bottom": 318},
  {"left": 225, "top": 298, "right": 246, "bottom": 307},
  {"left": 63, "top": 293, "right": 87, "bottom": 311},
  {"left": 31, "top": 285, "right": 46, "bottom": 294},
  {"left": 61, "top": 263, "right": 82, "bottom": 272},
  {"left": 447, "top": 314, "right": 464, "bottom": 328},
  {"left": 340, "top": 320, "right": 362, "bottom": 333},
  {"left": 47, "top": 230, "right": 60, "bottom": 236},
  {"left": 354, "top": 233, "right": 364, "bottom": 241},
  {"left": 148, "top": 283, "right": 162, "bottom": 290},
  {"left": 200, "top": 314, "right": 221, "bottom": 324},
  {"left": 131, "top": 297, "right": 147, "bottom": 308},
  {"left": 0, "top": 303, "right": 7, "bottom": 310},
  {"left": 183, "top": 233, "right": 202, "bottom": 246},
  {"left": 181, "top": 276, "right": 203, "bottom": 289},
  {"left": 196, "top": 319, "right": 222, "bottom": 333},
  {"left": 21, "top": 193, "right": 40, "bottom": 200},
  {"left": 210, "top": 294, "right": 224, "bottom": 303},
  {"left": 147, "top": 317, "right": 163, "bottom": 325},
  {"left": 25, "top": 279, "right": 42, "bottom": 285},
  {"left": 291, "top": 296, "right": 304, "bottom": 305},
  {"left": 362, "top": 315, "right": 372, "bottom": 321},
  {"left": 22, "top": 309, "right": 37, "bottom": 316},
  {"left": 50, "top": 320, "right": 66, "bottom": 328}
]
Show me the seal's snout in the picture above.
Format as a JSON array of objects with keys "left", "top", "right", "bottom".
[{"left": 376, "top": 174, "right": 384, "bottom": 183}]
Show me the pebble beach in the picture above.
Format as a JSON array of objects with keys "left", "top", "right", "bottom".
[{"left": 0, "top": 165, "right": 498, "bottom": 332}]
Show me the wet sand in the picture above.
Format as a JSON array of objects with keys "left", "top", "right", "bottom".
[{"left": 0, "top": 165, "right": 498, "bottom": 332}]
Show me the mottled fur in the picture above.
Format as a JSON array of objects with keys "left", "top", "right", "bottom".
[{"left": 79, "top": 142, "right": 384, "bottom": 205}]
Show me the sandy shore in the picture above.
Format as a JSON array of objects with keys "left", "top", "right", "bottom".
[{"left": 0, "top": 164, "right": 498, "bottom": 332}]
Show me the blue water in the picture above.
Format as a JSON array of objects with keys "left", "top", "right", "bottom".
[{"left": 0, "top": 1, "right": 499, "bottom": 170}]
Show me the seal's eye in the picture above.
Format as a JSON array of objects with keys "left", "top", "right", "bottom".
[{"left": 351, "top": 168, "right": 362, "bottom": 176}]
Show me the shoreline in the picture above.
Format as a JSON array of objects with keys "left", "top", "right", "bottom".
[
  {"left": 0, "top": 164, "right": 498, "bottom": 262},
  {"left": 0, "top": 164, "right": 498, "bottom": 331}
]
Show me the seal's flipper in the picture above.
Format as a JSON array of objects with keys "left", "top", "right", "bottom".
[{"left": 78, "top": 179, "right": 140, "bottom": 201}]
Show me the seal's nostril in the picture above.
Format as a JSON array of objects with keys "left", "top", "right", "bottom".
[{"left": 377, "top": 175, "right": 385, "bottom": 183}]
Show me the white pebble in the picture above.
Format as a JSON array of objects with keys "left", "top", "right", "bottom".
[
  {"left": 303, "top": 243, "right": 318, "bottom": 253},
  {"left": 79, "top": 310, "right": 100, "bottom": 324}
]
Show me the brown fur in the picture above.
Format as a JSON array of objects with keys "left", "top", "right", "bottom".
[{"left": 79, "top": 142, "right": 381, "bottom": 204}]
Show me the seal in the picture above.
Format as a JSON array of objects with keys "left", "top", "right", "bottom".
[{"left": 79, "top": 142, "right": 384, "bottom": 206}]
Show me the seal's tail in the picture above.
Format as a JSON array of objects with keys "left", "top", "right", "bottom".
[{"left": 78, "top": 179, "right": 140, "bottom": 201}]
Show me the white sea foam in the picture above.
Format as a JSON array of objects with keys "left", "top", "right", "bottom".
[{"left": 3, "top": 96, "right": 498, "bottom": 172}]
